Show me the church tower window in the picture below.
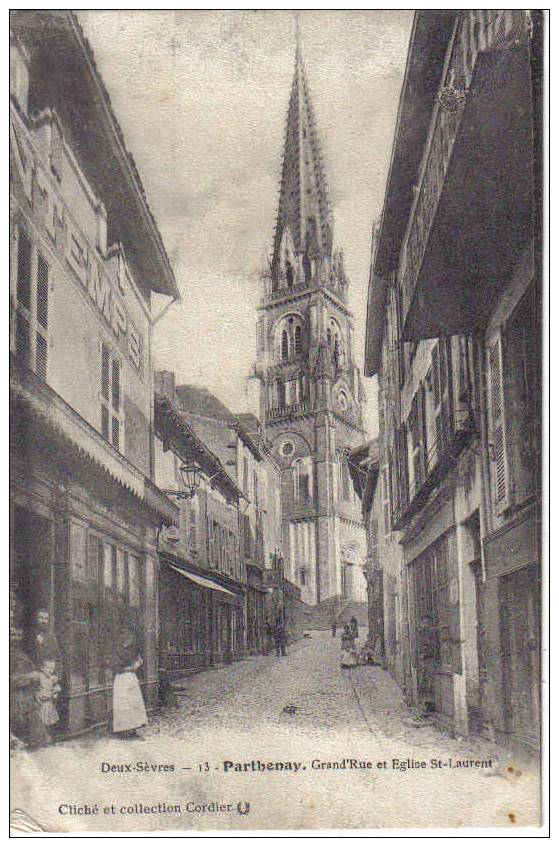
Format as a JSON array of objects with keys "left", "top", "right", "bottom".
[
  {"left": 281, "top": 329, "right": 289, "bottom": 360},
  {"left": 294, "top": 324, "right": 302, "bottom": 354}
]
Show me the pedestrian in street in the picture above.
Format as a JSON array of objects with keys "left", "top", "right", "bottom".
[
  {"left": 331, "top": 619, "right": 337, "bottom": 638},
  {"left": 112, "top": 630, "right": 148, "bottom": 740},
  {"left": 26, "top": 606, "right": 62, "bottom": 676},
  {"left": 274, "top": 619, "right": 287, "bottom": 657},
  {"left": 350, "top": 615, "right": 359, "bottom": 641},
  {"left": 340, "top": 624, "right": 357, "bottom": 669},
  {"left": 10, "top": 622, "right": 49, "bottom": 748}
]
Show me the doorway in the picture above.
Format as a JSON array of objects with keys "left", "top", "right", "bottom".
[{"left": 10, "top": 503, "right": 52, "bottom": 640}]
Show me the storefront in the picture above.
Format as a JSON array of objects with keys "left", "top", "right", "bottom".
[
  {"left": 10, "top": 364, "right": 177, "bottom": 736},
  {"left": 482, "top": 501, "right": 541, "bottom": 751},
  {"left": 246, "top": 565, "right": 268, "bottom": 654},
  {"left": 159, "top": 558, "right": 244, "bottom": 678},
  {"left": 409, "top": 528, "right": 462, "bottom": 725}
]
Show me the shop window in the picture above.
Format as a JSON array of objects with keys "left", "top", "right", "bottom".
[
  {"left": 13, "top": 228, "right": 49, "bottom": 380},
  {"left": 86, "top": 534, "right": 103, "bottom": 687},
  {"left": 100, "top": 341, "right": 122, "bottom": 451},
  {"left": 128, "top": 555, "right": 140, "bottom": 607},
  {"left": 116, "top": 548, "right": 127, "bottom": 597},
  {"left": 70, "top": 522, "right": 87, "bottom": 582}
]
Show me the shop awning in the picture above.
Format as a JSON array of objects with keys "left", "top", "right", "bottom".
[{"left": 167, "top": 563, "right": 239, "bottom": 602}]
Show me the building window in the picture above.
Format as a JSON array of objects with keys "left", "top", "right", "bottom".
[
  {"left": 338, "top": 451, "right": 351, "bottom": 502},
  {"left": 281, "top": 329, "right": 289, "bottom": 360},
  {"left": 277, "top": 378, "right": 286, "bottom": 408},
  {"left": 432, "top": 338, "right": 453, "bottom": 458},
  {"left": 100, "top": 341, "right": 122, "bottom": 451},
  {"left": 409, "top": 386, "right": 427, "bottom": 492},
  {"left": 294, "top": 324, "right": 302, "bottom": 354},
  {"left": 293, "top": 458, "right": 311, "bottom": 504},
  {"left": 13, "top": 228, "right": 49, "bottom": 380}
]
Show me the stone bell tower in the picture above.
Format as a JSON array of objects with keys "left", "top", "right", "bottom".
[{"left": 253, "top": 30, "right": 367, "bottom": 607}]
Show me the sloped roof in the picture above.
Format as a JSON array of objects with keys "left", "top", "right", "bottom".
[
  {"left": 175, "top": 385, "right": 236, "bottom": 423},
  {"left": 10, "top": 9, "right": 179, "bottom": 300}
]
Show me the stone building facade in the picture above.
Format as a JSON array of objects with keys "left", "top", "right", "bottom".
[
  {"left": 253, "top": 36, "right": 367, "bottom": 608},
  {"left": 155, "top": 374, "right": 285, "bottom": 656},
  {"left": 363, "top": 10, "right": 542, "bottom": 751},
  {"left": 10, "top": 12, "right": 179, "bottom": 734},
  {"left": 153, "top": 391, "right": 245, "bottom": 677}
]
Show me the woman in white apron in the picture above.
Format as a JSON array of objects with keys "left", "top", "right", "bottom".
[{"left": 112, "top": 634, "right": 147, "bottom": 739}]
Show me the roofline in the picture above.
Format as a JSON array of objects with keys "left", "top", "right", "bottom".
[
  {"left": 364, "top": 11, "right": 456, "bottom": 377},
  {"left": 11, "top": 10, "right": 179, "bottom": 301},
  {"left": 155, "top": 394, "right": 242, "bottom": 503},
  {"left": 67, "top": 13, "right": 179, "bottom": 300}
]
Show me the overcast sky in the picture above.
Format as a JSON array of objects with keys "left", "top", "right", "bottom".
[{"left": 79, "top": 10, "right": 414, "bottom": 436}]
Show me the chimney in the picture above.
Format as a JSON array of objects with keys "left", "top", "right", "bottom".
[{"left": 154, "top": 370, "right": 176, "bottom": 399}]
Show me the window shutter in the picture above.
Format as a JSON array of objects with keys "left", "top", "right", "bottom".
[
  {"left": 16, "top": 229, "right": 32, "bottom": 310},
  {"left": 111, "top": 358, "right": 120, "bottom": 411},
  {"left": 111, "top": 416, "right": 120, "bottom": 451},
  {"left": 35, "top": 332, "right": 47, "bottom": 380},
  {"left": 16, "top": 312, "right": 30, "bottom": 366},
  {"left": 101, "top": 343, "right": 110, "bottom": 401},
  {"left": 36, "top": 253, "right": 49, "bottom": 330},
  {"left": 489, "top": 338, "right": 510, "bottom": 510}
]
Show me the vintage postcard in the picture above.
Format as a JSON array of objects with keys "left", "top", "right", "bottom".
[{"left": 9, "top": 9, "right": 545, "bottom": 834}]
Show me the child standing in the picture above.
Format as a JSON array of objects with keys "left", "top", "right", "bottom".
[{"left": 36, "top": 659, "right": 61, "bottom": 732}]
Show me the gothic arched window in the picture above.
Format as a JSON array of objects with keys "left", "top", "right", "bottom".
[
  {"left": 281, "top": 329, "right": 289, "bottom": 360},
  {"left": 277, "top": 378, "right": 286, "bottom": 408},
  {"left": 298, "top": 372, "right": 306, "bottom": 403},
  {"left": 294, "top": 324, "right": 302, "bottom": 354},
  {"left": 285, "top": 260, "right": 293, "bottom": 289},
  {"left": 293, "top": 458, "right": 311, "bottom": 504}
]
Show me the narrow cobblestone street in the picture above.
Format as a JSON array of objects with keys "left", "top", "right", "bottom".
[{"left": 12, "top": 632, "right": 540, "bottom": 832}]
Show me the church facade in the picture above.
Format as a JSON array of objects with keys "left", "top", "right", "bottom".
[{"left": 253, "top": 38, "right": 367, "bottom": 607}]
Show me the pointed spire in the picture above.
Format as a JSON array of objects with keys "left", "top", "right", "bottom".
[{"left": 271, "top": 21, "right": 333, "bottom": 284}]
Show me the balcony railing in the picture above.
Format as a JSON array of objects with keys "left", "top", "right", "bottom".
[
  {"left": 392, "top": 407, "right": 476, "bottom": 530},
  {"left": 400, "top": 10, "right": 529, "bottom": 327},
  {"left": 266, "top": 401, "right": 313, "bottom": 422},
  {"left": 261, "top": 269, "right": 348, "bottom": 303}
]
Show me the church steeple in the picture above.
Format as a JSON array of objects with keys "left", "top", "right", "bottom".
[
  {"left": 253, "top": 26, "right": 367, "bottom": 608},
  {"left": 272, "top": 27, "right": 333, "bottom": 286}
]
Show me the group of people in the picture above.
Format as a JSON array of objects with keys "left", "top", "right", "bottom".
[
  {"left": 331, "top": 615, "right": 363, "bottom": 669},
  {"left": 10, "top": 606, "right": 62, "bottom": 749},
  {"left": 10, "top": 597, "right": 149, "bottom": 749}
]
